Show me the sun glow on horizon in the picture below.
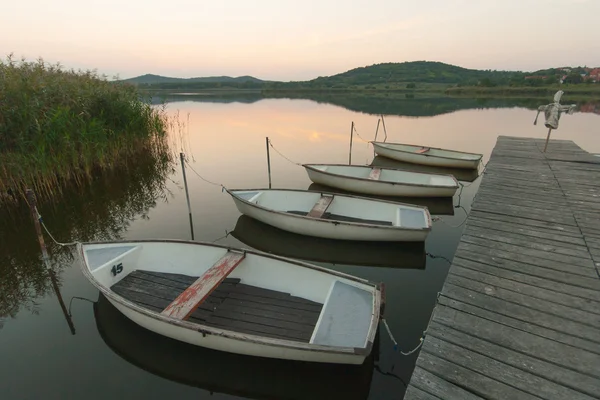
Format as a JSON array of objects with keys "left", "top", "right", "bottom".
[{"left": 2, "top": 0, "right": 599, "bottom": 80}]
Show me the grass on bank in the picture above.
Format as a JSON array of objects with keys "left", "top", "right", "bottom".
[{"left": 0, "top": 55, "right": 172, "bottom": 204}]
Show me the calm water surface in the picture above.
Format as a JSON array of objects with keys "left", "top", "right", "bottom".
[{"left": 1, "top": 96, "right": 599, "bottom": 400}]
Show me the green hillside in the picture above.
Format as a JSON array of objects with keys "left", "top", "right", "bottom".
[
  {"left": 123, "top": 74, "right": 265, "bottom": 85},
  {"left": 126, "top": 61, "right": 597, "bottom": 91}
]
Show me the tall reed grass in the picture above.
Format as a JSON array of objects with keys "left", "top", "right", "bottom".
[{"left": 0, "top": 55, "right": 172, "bottom": 204}]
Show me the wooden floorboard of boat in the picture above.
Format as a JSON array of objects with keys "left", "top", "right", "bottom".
[
  {"left": 287, "top": 210, "right": 394, "bottom": 226},
  {"left": 110, "top": 270, "right": 322, "bottom": 343}
]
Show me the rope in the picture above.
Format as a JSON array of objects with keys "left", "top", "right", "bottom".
[
  {"left": 36, "top": 207, "right": 78, "bottom": 247},
  {"left": 268, "top": 140, "right": 302, "bottom": 166},
  {"left": 212, "top": 230, "right": 231, "bottom": 243},
  {"left": 432, "top": 207, "right": 469, "bottom": 229},
  {"left": 353, "top": 125, "right": 370, "bottom": 143},
  {"left": 68, "top": 296, "right": 95, "bottom": 316},
  {"left": 184, "top": 158, "right": 224, "bottom": 188},
  {"left": 374, "top": 365, "right": 407, "bottom": 387},
  {"left": 426, "top": 252, "right": 452, "bottom": 264},
  {"left": 381, "top": 318, "right": 425, "bottom": 356}
]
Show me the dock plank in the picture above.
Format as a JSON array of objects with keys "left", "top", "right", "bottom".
[
  {"left": 428, "top": 322, "right": 600, "bottom": 399},
  {"left": 405, "top": 136, "right": 600, "bottom": 399},
  {"left": 422, "top": 336, "right": 595, "bottom": 400}
]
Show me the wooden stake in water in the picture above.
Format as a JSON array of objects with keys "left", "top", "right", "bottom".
[
  {"left": 180, "top": 152, "right": 194, "bottom": 240},
  {"left": 26, "top": 189, "right": 75, "bottom": 335},
  {"left": 374, "top": 119, "right": 381, "bottom": 142},
  {"left": 380, "top": 114, "right": 388, "bottom": 142},
  {"left": 349, "top": 121, "right": 354, "bottom": 165},
  {"left": 373, "top": 119, "right": 381, "bottom": 158},
  {"left": 266, "top": 137, "right": 272, "bottom": 189},
  {"left": 543, "top": 127, "right": 552, "bottom": 153}
]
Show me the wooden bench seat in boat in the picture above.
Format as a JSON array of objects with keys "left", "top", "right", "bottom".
[
  {"left": 310, "top": 280, "right": 373, "bottom": 348},
  {"left": 306, "top": 195, "right": 334, "bottom": 218},
  {"left": 111, "top": 270, "right": 323, "bottom": 342},
  {"left": 286, "top": 210, "right": 393, "bottom": 226},
  {"left": 161, "top": 251, "right": 246, "bottom": 320},
  {"left": 368, "top": 168, "right": 381, "bottom": 180}
]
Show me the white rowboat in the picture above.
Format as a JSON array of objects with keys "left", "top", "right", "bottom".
[
  {"left": 371, "top": 142, "right": 483, "bottom": 169},
  {"left": 303, "top": 164, "right": 459, "bottom": 197},
  {"left": 227, "top": 188, "right": 431, "bottom": 242},
  {"left": 79, "top": 240, "right": 383, "bottom": 365}
]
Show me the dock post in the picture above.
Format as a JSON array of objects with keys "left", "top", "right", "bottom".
[
  {"left": 349, "top": 121, "right": 354, "bottom": 165},
  {"left": 26, "top": 189, "right": 75, "bottom": 335},
  {"left": 543, "top": 127, "right": 552, "bottom": 153},
  {"left": 266, "top": 137, "right": 272, "bottom": 189},
  {"left": 180, "top": 152, "right": 194, "bottom": 240}
]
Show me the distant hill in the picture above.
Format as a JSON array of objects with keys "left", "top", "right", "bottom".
[
  {"left": 266, "top": 61, "right": 525, "bottom": 89},
  {"left": 124, "top": 61, "right": 598, "bottom": 91},
  {"left": 122, "top": 74, "right": 265, "bottom": 85}
]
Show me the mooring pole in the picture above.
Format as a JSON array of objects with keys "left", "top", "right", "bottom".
[
  {"left": 373, "top": 119, "right": 381, "bottom": 158},
  {"left": 266, "top": 137, "right": 272, "bottom": 189},
  {"left": 26, "top": 189, "right": 75, "bottom": 335},
  {"left": 180, "top": 152, "right": 194, "bottom": 240},
  {"left": 381, "top": 114, "right": 388, "bottom": 142},
  {"left": 349, "top": 121, "right": 354, "bottom": 165},
  {"left": 543, "top": 128, "right": 552, "bottom": 153},
  {"left": 374, "top": 119, "right": 381, "bottom": 143}
]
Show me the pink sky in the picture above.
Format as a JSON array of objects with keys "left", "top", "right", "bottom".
[{"left": 2, "top": 0, "right": 599, "bottom": 80}]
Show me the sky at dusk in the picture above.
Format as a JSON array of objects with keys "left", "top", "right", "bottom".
[{"left": 2, "top": 0, "right": 599, "bottom": 81}]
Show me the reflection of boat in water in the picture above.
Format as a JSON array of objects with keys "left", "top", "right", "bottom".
[
  {"left": 94, "top": 294, "right": 376, "bottom": 400},
  {"left": 371, "top": 156, "right": 480, "bottom": 183},
  {"left": 307, "top": 183, "right": 455, "bottom": 216},
  {"left": 232, "top": 215, "right": 426, "bottom": 269}
]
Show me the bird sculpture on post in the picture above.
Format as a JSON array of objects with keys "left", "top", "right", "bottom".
[{"left": 533, "top": 90, "right": 576, "bottom": 152}]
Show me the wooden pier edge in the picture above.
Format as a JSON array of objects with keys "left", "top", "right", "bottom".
[{"left": 404, "top": 136, "right": 600, "bottom": 400}]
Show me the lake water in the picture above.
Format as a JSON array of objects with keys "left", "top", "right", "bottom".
[{"left": 1, "top": 95, "right": 599, "bottom": 400}]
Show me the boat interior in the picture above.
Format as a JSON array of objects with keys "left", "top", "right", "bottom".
[
  {"left": 84, "top": 242, "right": 377, "bottom": 349},
  {"left": 309, "top": 165, "right": 457, "bottom": 187},
  {"left": 379, "top": 143, "right": 482, "bottom": 160},
  {"left": 233, "top": 190, "right": 429, "bottom": 229}
]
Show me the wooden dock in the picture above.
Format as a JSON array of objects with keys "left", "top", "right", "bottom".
[{"left": 404, "top": 136, "right": 600, "bottom": 400}]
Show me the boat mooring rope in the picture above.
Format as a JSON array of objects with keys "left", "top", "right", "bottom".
[
  {"left": 352, "top": 125, "right": 371, "bottom": 144},
  {"left": 425, "top": 252, "right": 452, "bottom": 264},
  {"left": 381, "top": 318, "right": 425, "bottom": 356},
  {"left": 68, "top": 296, "right": 95, "bottom": 316},
  {"left": 184, "top": 158, "right": 225, "bottom": 188},
  {"left": 268, "top": 139, "right": 302, "bottom": 166},
  {"left": 36, "top": 208, "right": 79, "bottom": 247}
]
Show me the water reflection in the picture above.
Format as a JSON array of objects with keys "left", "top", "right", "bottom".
[
  {"left": 232, "top": 215, "right": 426, "bottom": 269},
  {"left": 0, "top": 150, "right": 174, "bottom": 321},
  {"left": 94, "top": 293, "right": 376, "bottom": 400},
  {"left": 151, "top": 92, "right": 600, "bottom": 118},
  {"left": 307, "top": 183, "right": 455, "bottom": 216}
]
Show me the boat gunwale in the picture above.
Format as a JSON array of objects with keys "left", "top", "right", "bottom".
[
  {"left": 225, "top": 187, "right": 432, "bottom": 232},
  {"left": 78, "top": 239, "right": 382, "bottom": 357},
  {"left": 371, "top": 141, "right": 483, "bottom": 162},
  {"left": 302, "top": 163, "right": 460, "bottom": 190}
]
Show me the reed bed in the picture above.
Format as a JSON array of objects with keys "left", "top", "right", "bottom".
[{"left": 0, "top": 55, "right": 172, "bottom": 204}]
